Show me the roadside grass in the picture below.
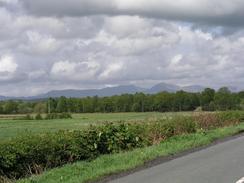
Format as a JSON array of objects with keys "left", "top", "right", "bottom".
[
  {"left": 18, "top": 122, "right": 244, "bottom": 183},
  {"left": 0, "top": 112, "right": 194, "bottom": 140}
]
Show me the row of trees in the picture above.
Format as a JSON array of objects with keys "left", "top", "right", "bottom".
[{"left": 0, "top": 87, "right": 243, "bottom": 114}]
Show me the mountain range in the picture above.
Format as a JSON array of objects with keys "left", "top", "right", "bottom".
[{"left": 0, "top": 83, "right": 239, "bottom": 101}]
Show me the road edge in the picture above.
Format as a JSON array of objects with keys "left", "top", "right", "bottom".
[{"left": 93, "top": 130, "right": 244, "bottom": 183}]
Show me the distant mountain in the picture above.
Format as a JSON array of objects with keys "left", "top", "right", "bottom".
[
  {"left": 223, "top": 86, "right": 240, "bottom": 93},
  {"left": 0, "top": 96, "right": 9, "bottom": 100},
  {"left": 147, "top": 83, "right": 180, "bottom": 93},
  {"left": 181, "top": 85, "right": 206, "bottom": 93},
  {"left": 97, "top": 85, "right": 145, "bottom": 96},
  {"left": 0, "top": 83, "right": 240, "bottom": 101},
  {"left": 33, "top": 85, "right": 145, "bottom": 99},
  {"left": 146, "top": 83, "right": 205, "bottom": 93}
]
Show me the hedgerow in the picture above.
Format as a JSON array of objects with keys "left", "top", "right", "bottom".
[
  {"left": 0, "top": 111, "right": 242, "bottom": 180},
  {"left": 16, "top": 113, "right": 72, "bottom": 121}
]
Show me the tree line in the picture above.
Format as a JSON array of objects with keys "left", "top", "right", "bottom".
[{"left": 0, "top": 87, "right": 243, "bottom": 114}]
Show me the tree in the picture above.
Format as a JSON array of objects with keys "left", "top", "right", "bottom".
[
  {"left": 115, "top": 94, "right": 133, "bottom": 112},
  {"left": 153, "top": 92, "right": 173, "bottom": 112},
  {"left": 18, "top": 102, "right": 33, "bottom": 114},
  {"left": 34, "top": 102, "right": 47, "bottom": 113},
  {"left": 133, "top": 93, "right": 146, "bottom": 112},
  {"left": 56, "top": 96, "right": 67, "bottom": 113},
  {"left": 0, "top": 104, "right": 3, "bottom": 114},
  {"left": 214, "top": 87, "right": 239, "bottom": 110},
  {"left": 3, "top": 100, "right": 18, "bottom": 114},
  {"left": 47, "top": 98, "right": 57, "bottom": 113},
  {"left": 201, "top": 88, "right": 215, "bottom": 111}
]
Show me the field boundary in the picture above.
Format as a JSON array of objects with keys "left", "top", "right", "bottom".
[{"left": 93, "top": 130, "right": 244, "bottom": 183}]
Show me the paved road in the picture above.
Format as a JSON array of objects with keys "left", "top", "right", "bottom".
[{"left": 109, "top": 135, "right": 244, "bottom": 183}]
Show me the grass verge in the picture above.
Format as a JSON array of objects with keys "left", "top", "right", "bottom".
[{"left": 17, "top": 122, "right": 244, "bottom": 183}]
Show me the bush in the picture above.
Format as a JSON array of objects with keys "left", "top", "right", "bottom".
[
  {"left": 35, "top": 114, "right": 43, "bottom": 120},
  {"left": 216, "top": 111, "right": 242, "bottom": 126},
  {"left": 15, "top": 113, "right": 72, "bottom": 120},
  {"left": 45, "top": 113, "right": 72, "bottom": 120},
  {"left": 59, "top": 113, "right": 72, "bottom": 119},
  {"left": 194, "top": 113, "right": 220, "bottom": 130},
  {"left": 96, "top": 123, "right": 149, "bottom": 153},
  {"left": 173, "top": 116, "right": 197, "bottom": 135},
  {"left": 17, "top": 114, "right": 33, "bottom": 120},
  {"left": 0, "top": 176, "right": 11, "bottom": 183},
  {"left": 194, "top": 111, "right": 242, "bottom": 130},
  {"left": 0, "top": 123, "right": 148, "bottom": 179},
  {"left": 145, "top": 116, "right": 197, "bottom": 144}
]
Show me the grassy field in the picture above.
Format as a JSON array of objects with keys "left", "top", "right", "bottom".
[{"left": 0, "top": 112, "right": 194, "bottom": 140}]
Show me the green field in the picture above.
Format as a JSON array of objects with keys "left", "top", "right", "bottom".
[{"left": 0, "top": 112, "right": 195, "bottom": 140}]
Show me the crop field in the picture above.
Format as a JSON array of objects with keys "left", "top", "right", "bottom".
[{"left": 0, "top": 112, "right": 195, "bottom": 140}]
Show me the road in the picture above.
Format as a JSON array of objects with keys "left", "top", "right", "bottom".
[{"left": 109, "top": 135, "right": 244, "bottom": 183}]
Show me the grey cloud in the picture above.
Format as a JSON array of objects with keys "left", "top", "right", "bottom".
[
  {"left": 20, "top": 0, "right": 244, "bottom": 27},
  {"left": 20, "top": 0, "right": 117, "bottom": 17},
  {"left": 0, "top": 72, "right": 28, "bottom": 84}
]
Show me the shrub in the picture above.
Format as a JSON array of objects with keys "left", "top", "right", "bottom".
[
  {"left": 45, "top": 113, "right": 72, "bottom": 120},
  {"left": 173, "top": 116, "right": 197, "bottom": 135},
  {"left": 35, "top": 114, "right": 43, "bottom": 120},
  {"left": 15, "top": 113, "right": 72, "bottom": 121},
  {"left": 0, "top": 123, "right": 148, "bottom": 179},
  {"left": 59, "top": 113, "right": 72, "bottom": 119},
  {"left": 146, "top": 116, "right": 197, "bottom": 144},
  {"left": 146, "top": 120, "right": 173, "bottom": 143},
  {"left": 160, "top": 120, "right": 176, "bottom": 138},
  {"left": 216, "top": 111, "right": 242, "bottom": 126},
  {"left": 194, "top": 111, "right": 242, "bottom": 130},
  {"left": 16, "top": 114, "right": 33, "bottom": 120},
  {"left": 0, "top": 176, "right": 11, "bottom": 183},
  {"left": 194, "top": 113, "right": 220, "bottom": 130},
  {"left": 96, "top": 123, "right": 149, "bottom": 153}
]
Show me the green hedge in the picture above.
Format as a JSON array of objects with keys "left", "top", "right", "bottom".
[
  {"left": 0, "top": 123, "right": 150, "bottom": 179},
  {"left": 0, "top": 111, "right": 242, "bottom": 179},
  {"left": 17, "top": 113, "right": 72, "bottom": 121},
  {"left": 45, "top": 113, "right": 72, "bottom": 120}
]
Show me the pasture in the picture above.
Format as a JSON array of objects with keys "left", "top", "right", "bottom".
[{"left": 0, "top": 112, "right": 194, "bottom": 140}]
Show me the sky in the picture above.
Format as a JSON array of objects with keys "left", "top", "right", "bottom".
[{"left": 0, "top": 0, "right": 244, "bottom": 96}]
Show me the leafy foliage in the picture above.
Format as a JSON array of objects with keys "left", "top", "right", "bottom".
[
  {"left": 0, "top": 87, "right": 244, "bottom": 114},
  {"left": 45, "top": 113, "right": 72, "bottom": 120},
  {"left": 16, "top": 113, "right": 72, "bottom": 120}
]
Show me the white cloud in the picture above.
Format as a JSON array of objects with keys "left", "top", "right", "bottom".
[
  {"left": 99, "top": 62, "right": 123, "bottom": 80},
  {"left": 104, "top": 16, "right": 151, "bottom": 38},
  {"left": 0, "top": 0, "right": 18, "bottom": 3},
  {"left": 171, "top": 54, "right": 183, "bottom": 65},
  {"left": 51, "top": 60, "right": 76, "bottom": 75},
  {"left": 20, "top": 31, "right": 60, "bottom": 55},
  {"left": 51, "top": 60, "right": 100, "bottom": 81},
  {"left": 0, "top": 55, "right": 17, "bottom": 73}
]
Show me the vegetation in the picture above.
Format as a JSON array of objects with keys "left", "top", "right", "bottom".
[
  {"left": 0, "top": 112, "right": 178, "bottom": 140},
  {"left": 0, "top": 87, "right": 243, "bottom": 114},
  {"left": 16, "top": 113, "right": 72, "bottom": 120},
  {"left": 0, "top": 111, "right": 243, "bottom": 181},
  {"left": 17, "top": 123, "right": 244, "bottom": 183}
]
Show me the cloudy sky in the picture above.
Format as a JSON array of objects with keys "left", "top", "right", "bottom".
[{"left": 0, "top": 0, "right": 244, "bottom": 96}]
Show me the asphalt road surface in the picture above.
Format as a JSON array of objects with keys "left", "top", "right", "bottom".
[{"left": 109, "top": 135, "right": 244, "bottom": 183}]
